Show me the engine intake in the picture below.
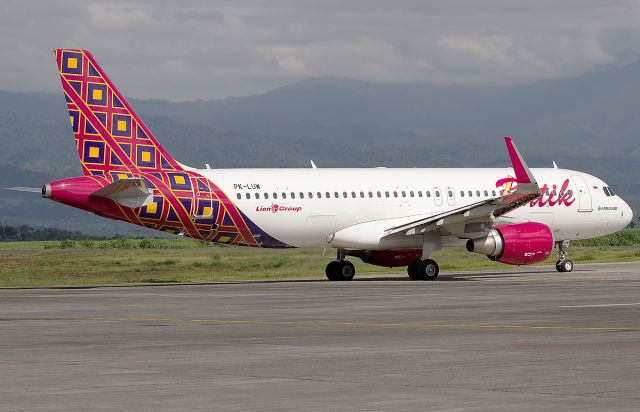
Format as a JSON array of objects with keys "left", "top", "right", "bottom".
[{"left": 466, "top": 222, "right": 553, "bottom": 265}]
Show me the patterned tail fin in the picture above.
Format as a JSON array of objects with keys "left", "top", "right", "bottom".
[{"left": 55, "top": 49, "right": 183, "bottom": 178}]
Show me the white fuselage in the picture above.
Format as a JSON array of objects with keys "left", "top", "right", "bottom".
[{"left": 197, "top": 167, "right": 632, "bottom": 249}]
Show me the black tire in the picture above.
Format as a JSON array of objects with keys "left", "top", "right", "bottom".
[
  {"left": 419, "top": 259, "right": 439, "bottom": 280},
  {"left": 325, "top": 260, "right": 355, "bottom": 281},
  {"left": 325, "top": 261, "right": 340, "bottom": 281},
  {"left": 562, "top": 260, "right": 574, "bottom": 273},
  {"left": 407, "top": 259, "right": 422, "bottom": 280},
  {"left": 337, "top": 260, "right": 355, "bottom": 281},
  {"left": 555, "top": 260, "right": 564, "bottom": 272}
]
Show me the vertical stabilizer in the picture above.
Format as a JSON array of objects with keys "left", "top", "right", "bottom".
[{"left": 54, "top": 49, "right": 182, "bottom": 178}]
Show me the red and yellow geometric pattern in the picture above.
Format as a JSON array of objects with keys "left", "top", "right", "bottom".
[{"left": 55, "top": 49, "right": 287, "bottom": 247}]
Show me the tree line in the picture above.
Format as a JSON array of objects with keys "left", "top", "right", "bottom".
[{"left": 0, "top": 225, "right": 107, "bottom": 241}]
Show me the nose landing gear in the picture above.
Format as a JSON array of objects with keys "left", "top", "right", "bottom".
[{"left": 555, "top": 240, "right": 573, "bottom": 272}]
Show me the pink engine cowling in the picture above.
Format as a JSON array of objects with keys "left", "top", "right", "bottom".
[{"left": 465, "top": 222, "right": 554, "bottom": 265}]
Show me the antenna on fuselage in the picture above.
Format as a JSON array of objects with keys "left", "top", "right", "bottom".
[
  {"left": 552, "top": 161, "right": 558, "bottom": 169},
  {"left": 310, "top": 160, "right": 318, "bottom": 169}
]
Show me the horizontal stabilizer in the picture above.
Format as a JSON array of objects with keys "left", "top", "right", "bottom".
[{"left": 91, "top": 178, "right": 154, "bottom": 208}]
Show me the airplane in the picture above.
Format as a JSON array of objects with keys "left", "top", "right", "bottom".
[{"left": 33, "top": 49, "right": 634, "bottom": 281}]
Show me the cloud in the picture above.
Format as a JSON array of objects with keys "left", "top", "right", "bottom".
[{"left": 0, "top": 0, "right": 639, "bottom": 100}]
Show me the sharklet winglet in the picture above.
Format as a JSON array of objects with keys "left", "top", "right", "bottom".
[{"left": 504, "top": 136, "right": 537, "bottom": 185}]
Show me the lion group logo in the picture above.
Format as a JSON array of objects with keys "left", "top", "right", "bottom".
[{"left": 255, "top": 204, "right": 303, "bottom": 213}]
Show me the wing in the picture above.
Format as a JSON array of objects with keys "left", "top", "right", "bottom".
[{"left": 383, "top": 136, "right": 540, "bottom": 238}]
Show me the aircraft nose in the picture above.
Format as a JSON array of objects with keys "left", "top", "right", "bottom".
[{"left": 621, "top": 199, "right": 633, "bottom": 227}]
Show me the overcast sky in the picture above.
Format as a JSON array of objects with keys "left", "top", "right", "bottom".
[{"left": 1, "top": 0, "right": 639, "bottom": 100}]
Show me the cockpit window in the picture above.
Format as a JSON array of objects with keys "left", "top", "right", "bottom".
[
  {"left": 608, "top": 187, "right": 616, "bottom": 196},
  {"left": 603, "top": 187, "right": 611, "bottom": 197}
]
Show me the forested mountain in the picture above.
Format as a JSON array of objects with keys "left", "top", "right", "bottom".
[{"left": 0, "top": 60, "right": 638, "bottom": 234}]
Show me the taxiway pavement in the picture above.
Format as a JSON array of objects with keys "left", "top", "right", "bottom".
[{"left": 1, "top": 262, "right": 639, "bottom": 411}]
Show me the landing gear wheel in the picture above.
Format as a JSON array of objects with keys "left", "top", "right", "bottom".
[
  {"left": 325, "top": 260, "right": 355, "bottom": 281},
  {"left": 407, "top": 259, "right": 422, "bottom": 280},
  {"left": 407, "top": 259, "right": 440, "bottom": 280},
  {"left": 326, "top": 261, "right": 340, "bottom": 281},
  {"left": 419, "top": 259, "right": 439, "bottom": 280},
  {"left": 556, "top": 260, "right": 573, "bottom": 273},
  {"left": 555, "top": 240, "right": 573, "bottom": 272}
]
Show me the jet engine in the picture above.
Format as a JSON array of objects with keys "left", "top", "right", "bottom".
[{"left": 465, "top": 222, "right": 553, "bottom": 265}]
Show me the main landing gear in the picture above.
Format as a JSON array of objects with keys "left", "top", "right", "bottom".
[
  {"left": 325, "top": 249, "right": 355, "bottom": 281},
  {"left": 555, "top": 240, "right": 573, "bottom": 272},
  {"left": 407, "top": 258, "right": 440, "bottom": 281}
]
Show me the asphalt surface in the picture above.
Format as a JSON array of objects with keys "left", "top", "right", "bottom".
[{"left": 1, "top": 262, "right": 640, "bottom": 411}]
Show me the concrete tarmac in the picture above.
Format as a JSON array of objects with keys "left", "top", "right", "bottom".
[{"left": 1, "top": 262, "right": 640, "bottom": 411}]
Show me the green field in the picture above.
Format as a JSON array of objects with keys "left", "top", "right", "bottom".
[{"left": 0, "top": 230, "right": 639, "bottom": 287}]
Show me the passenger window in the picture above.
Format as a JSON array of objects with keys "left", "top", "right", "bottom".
[
  {"left": 245, "top": 193, "right": 250, "bottom": 199},
  {"left": 492, "top": 190, "right": 496, "bottom": 196},
  {"left": 360, "top": 191, "right": 365, "bottom": 198},
  {"left": 418, "top": 191, "right": 422, "bottom": 197},
  {"left": 368, "top": 191, "right": 373, "bottom": 198},
  {"left": 468, "top": 190, "right": 472, "bottom": 197},
  {"left": 435, "top": 191, "right": 440, "bottom": 197},
  {"left": 343, "top": 191, "right": 348, "bottom": 198},
  {"left": 351, "top": 191, "right": 356, "bottom": 198},
  {"left": 273, "top": 193, "right": 278, "bottom": 199},
  {"left": 264, "top": 193, "right": 269, "bottom": 199},
  {"left": 448, "top": 190, "right": 453, "bottom": 197},
  {"left": 377, "top": 191, "right": 381, "bottom": 198},
  {"left": 334, "top": 192, "right": 339, "bottom": 198},
  {"left": 426, "top": 191, "right": 431, "bottom": 197},
  {"left": 282, "top": 192, "right": 287, "bottom": 199},
  {"left": 308, "top": 192, "right": 313, "bottom": 199},
  {"left": 476, "top": 190, "right": 480, "bottom": 197},
  {"left": 393, "top": 191, "right": 398, "bottom": 197},
  {"left": 326, "top": 192, "right": 330, "bottom": 198},
  {"left": 385, "top": 191, "right": 390, "bottom": 198},
  {"left": 291, "top": 192, "right": 296, "bottom": 199},
  {"left": 567, "top": 190, "right": 572, "bottom": 196},
  {"left": 484, "top": 190, "right": 488, "bottom": 196},
  {"left": 409, "top": 191, "right": 414, "bottom": 197},
  {"left": 317, "top": 192, "right": 321, "bottom": 198},
  {"left": 460, "top": 191, "right": 465, "bottom": 197},
  {"left": 255, "top": 193, "right": 260, "bottom": 199},
  {"left": 237, "top": 193, "right": 241, "bottom": 200}
]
